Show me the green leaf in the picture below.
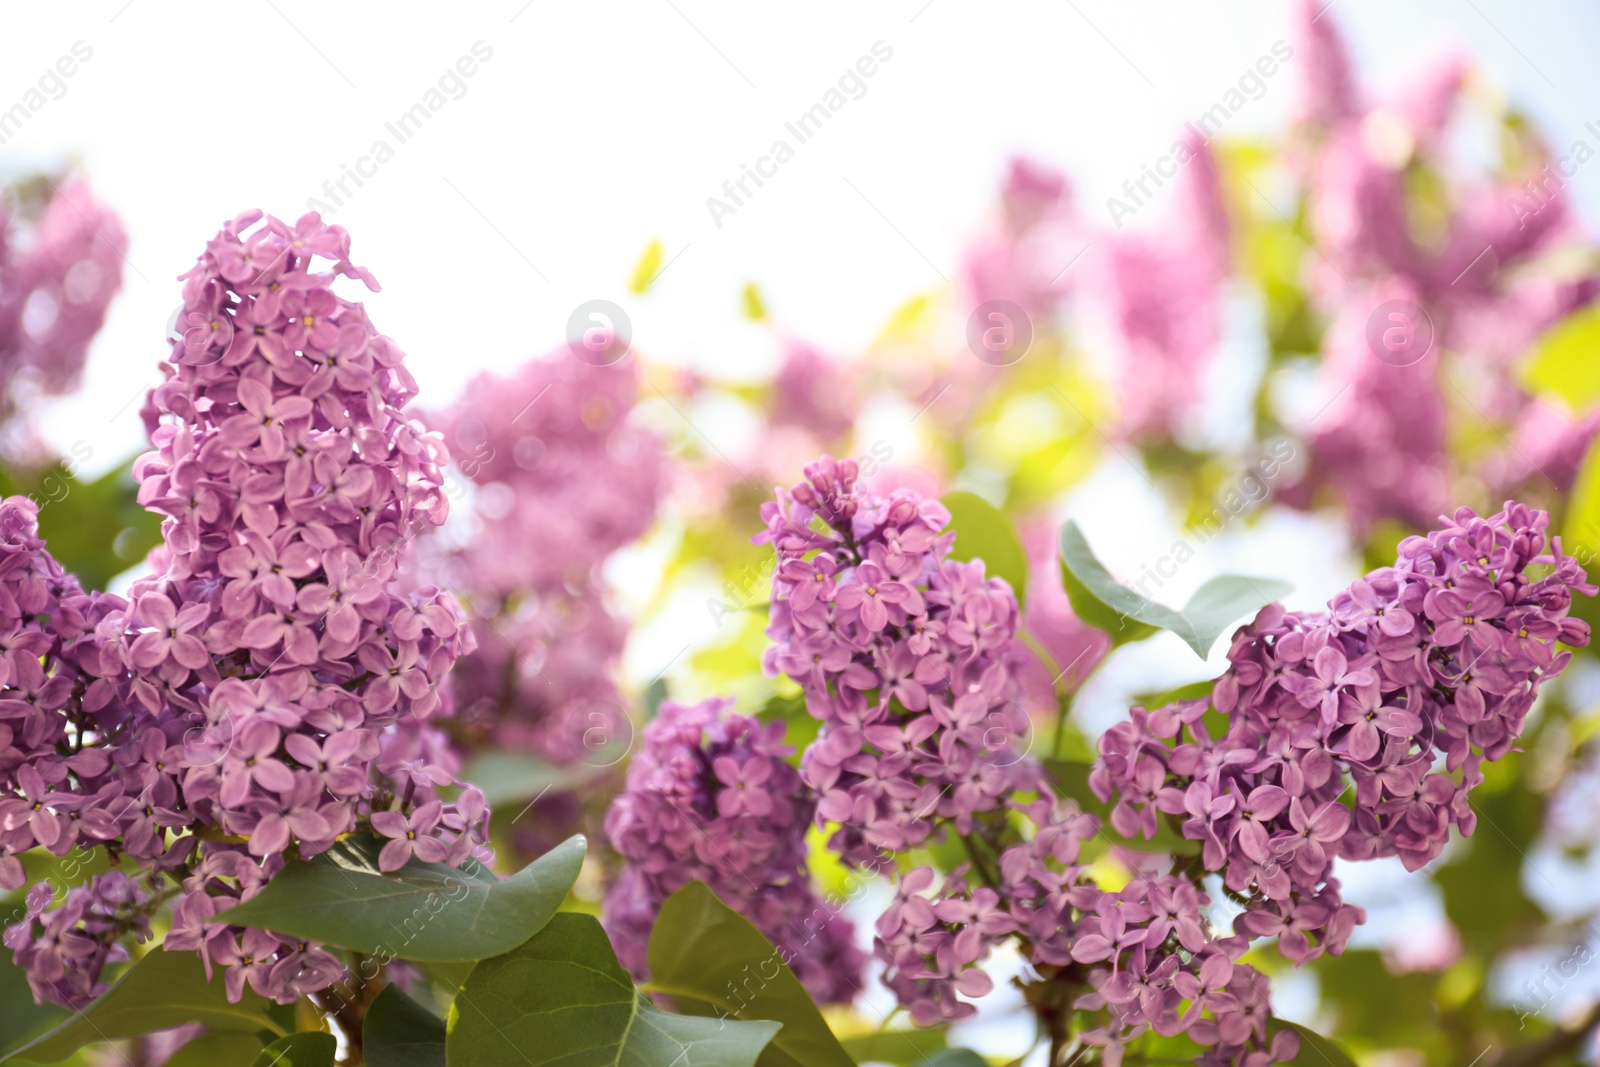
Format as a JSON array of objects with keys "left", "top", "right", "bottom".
[
  {"left": 218, "top": 834, "right": 584, "bottom": 962},
  {"left": 28, "top": 456, "right": 163, "bottom": 592},
  {"left": 837, "top": 1027, "right": 948, "bottom": 1064},
  {"left": 645, "top": 882, "right": 852, "bottom": 1067},
  {"left": 923, "top": 1052, "right": 988, "bottom": 1067},
  {"left": 1057, "top": 521, "right": 1289, "bottom": 657},
  {"left": 445, "top": 913, "right": 780, "bottom": 1067},
  {"left": 743, "top": 282, "right": 767, "bottom": 321},
  {"left": 161, "top": 1031, "right": 267, "bottom": 1067},
  {"left": 1042, "top": 759, "right": 1193, "bottom": 854},
  {"left": 0, "top": 948, "right": 284, "bottom": 1063},
  {"left": 1517, "top": 302, "right": 1600, "bottom": 411},
  {"left": 364, "top": 984, "right": 445, "bottom": 1067},
  {"left": 942, "top": 490, "right": 1029, "bottom": 605},
  {"left": 0, "top": 947, "right": 65, "bottom": 1053},
  {"left": 1268, "top": 1019, "right": 1359, "bottom": 1067},
  {"left": 251, "top": 1031, "right": 336, "bottom": 1067},
  {"left": 458, "top": 751, "right": 599, "bottom": 808},
  {"left": 629, "top": 238, "right": 666, "bottom": 294}
]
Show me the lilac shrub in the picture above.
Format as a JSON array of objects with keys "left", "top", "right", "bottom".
[
  {"left": 753, "top": 456, "right": 1589, "bottom": 1066},
  {"left": 2, "top": 211, "right": 484, "bottom": 1008}
]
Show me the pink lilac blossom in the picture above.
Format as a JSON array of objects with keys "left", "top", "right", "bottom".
[
  {"left": 757, "top": 455, "right": 1040, "bottom": 870},
  {"left": 2, "top": 211, "right": 483, "bottom": 1008},
  {"left": 963, "top": 156, "right": 1081, "bottom": 320},
  {"left": 0, "top": 178, "right": 126, "bottom": 440},
  {"left": 428, "top": 352, "right": 663, "bottom": 769},
  {"left": 1094, "top": 502, "right": 1589, "bottom": 974},
  {"left": 602, "top": 696, "right": 865, "bottom": 1005},
  {"left": 1088, "top": 132, "right": 1231, "bottom": 440},
  {"left": 1286, "top": 0, "right": 1600, "bottom": 530}
]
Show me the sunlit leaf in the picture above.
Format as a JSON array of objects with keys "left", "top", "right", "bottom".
[
  {"left": 1057, "top": 521, "right": 1288, "bottom": 657},
  {"left": 646, "top": 881, "right": 853, "bottom": 1067},
  {"left": 219, "top": 835, "right": 584, "bottom": 962},
  {"left": 446, "top": 913, "right": 780, "bottom": 1067},
  {"left": 629, "top": 238, "right": 666, "bottom": 294},
  {"left": 942, "top": 490, "right": 1029, "bottom": 604}
]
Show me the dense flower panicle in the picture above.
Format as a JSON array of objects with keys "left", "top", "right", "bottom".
[
  {"left": 428, "top": 352, "right": 663, "bottom": 770},
  {"left": 1094, "top": 502, "right": 1590, "bottom": 974},
  {"left": 602, "top": 697, "right": 864, "bottom": 1005},
  {"left": 3, "top": 211, "right": 484, "bottom": 1007},
  {"left": 0, "top": 179, "right": 126, "bottom": 432},
  {"left": 758, "top": 455, "right": 1039, "bottom": 869}
]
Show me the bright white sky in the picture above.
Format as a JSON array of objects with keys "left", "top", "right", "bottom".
[
  {"left": 3, "top": 0, "right": 1597, "bottom": 477},
  {"left": 5, "top": 2, "right": 1599, "bottom": 1054}
]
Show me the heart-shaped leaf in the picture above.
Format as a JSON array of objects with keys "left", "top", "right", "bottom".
[
  {"left": 1057, "top": 520, "right": 1289, "bottom": 657},
  {"left": 219, "top": 834, "right": 584, "bottom": 962},
  {"left": 252, "top": 1031, "right": 336, "bottom": 1067},
  {"left": 446, "top": 913, "right": 780, "bottom": 1067},
  {"left": 942, "top": 490, "right": 1029, "bottom": 604},
  {"left": 0, "top": 947, "right": 284, "bottom": 1063},
  {"left": 645, "top": 881, "right": 852, "bottom": 1067},
  {"left": 364, "top": 984, "right": 445, "bottom": 1067}
]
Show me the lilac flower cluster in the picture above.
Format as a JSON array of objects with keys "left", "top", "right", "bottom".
[
  {"left": 430, "top": 351, "right": 663, "bottom": 770},
  {"left": 872, "top": 795, "right": 1293, "bottom": 1066},
  {"left": 758, "top": 456, "right": 1053, "bottom": 1025},
  {"left": 0, "top": 178, "right": 125, "bottom": 446},
  {"left": 1095, "top": 503, "right": 1590, "bottom": 973},
  {"left": 757, "top": 455, "right": 1038, "bottom": 868},
  {"left": 1090, "top": 131, "right": 1231, "bottom": 440},
  {"left": 1282, "top": 0, "right": 1600, "bottom": 530},
  {"left": 602, "top": 696, "right": 864, "bottom": 1005},
  {"left": 2, "top": 211, "right": 484, "bottom": 1008}
]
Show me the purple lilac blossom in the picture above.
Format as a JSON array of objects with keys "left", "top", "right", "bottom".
[
  {"left": 1094, "top": 501, "right": 1589, "bottom": 972},
  {"left": 429, "top": 351, "right": 663, "bottom": 771},
  {"left": 1285, "top": 0, "right": 1600, "bottom": 530},
  {"left": 601, "top": 696, "right": 865, "bottom": 1005},
  {"left": 0, "top": 178, "right": 126, "bottom": 445},
  {"left": 2, "top": 211, "right": 483, "bottom": 1008}
]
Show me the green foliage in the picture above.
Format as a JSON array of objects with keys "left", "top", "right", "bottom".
[
  {"left": 251, "top": 1032, "right": 335, "bottom": 1066},
  {"left": 1057, "top": 520, "right": 1289, "bottom": 657},
  {"left": 837, "top": 1027, "right": 950, "bottom": 1064},
  {"left": 645, "top": 881, "right": 854, "bottom": 1067},
  {"left": 1268, "top": 1020, "right": 1359, "bottom": 1067},
  {"left": 629, "top": 238, "right": 666, "bottom": 294},
  {"left": 162, "top": 1032, "right": 268, "bottom": 1067},
  {"left": 445, "top": 913, "right": 780, "bottom": 1067},
  {"left": 363, "top": 984, "right": 445, "bottom": 1067},
  {"left": 0, "top": 948, "right": 65, "bottom": 1054},
  {"left": 1518, "top": 302, "right": 1600, "bottom": 412},
  {"left": 0, "top": 948, "right": 285, "bottom": 1064},
  {"left": 0, "top": 455, "right": 162, "bottom": 592},
  {"left": 942, "top": 490, "right": 1030, "bottom": 604},
  {"left": 219, "top": 834, "right": 584, "bottom": 962},
  {"left": 457, "top": 751, "right": 600, "bottom": 807}
]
